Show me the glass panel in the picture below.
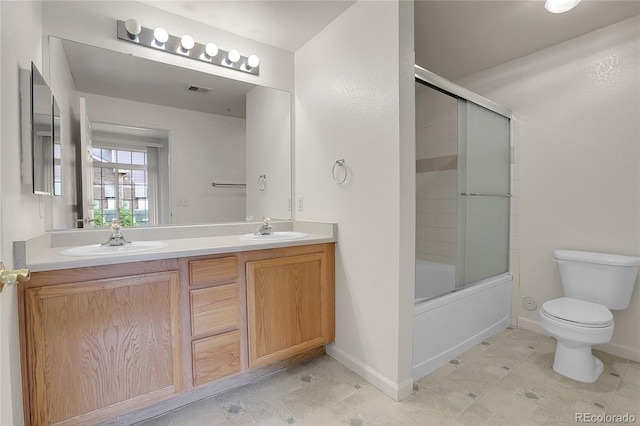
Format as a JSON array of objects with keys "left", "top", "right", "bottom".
[
  {"left": 465, "top": 102, "right": 510, "bottom": 194},
  {"left": 457, "top": 100, "right": 510, "bottom": 288},
  {"left": 461, "top": 196, "right": 509, "bottom": 285},
  {"left": 131, "top": 151, "right": 146, "bottom": 165},
  {"left": 117, "top": 150, "right": 132, "bottom": 164}
]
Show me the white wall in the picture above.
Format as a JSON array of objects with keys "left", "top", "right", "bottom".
[
  {"left": 1, "top": 1, "right": 294, "bottom": 423},
  {"left": 295, "top": 0, "right": 415, "bottom": 400},
  {"left": 458, "top": 16, "right": 640, "bottom": 361},
  {"left": 81, "top": 92, "right": 247, "bottom": 225},
  {"left": 246, "top": 86, "right": 291, "bottom": 221},
  {"left": 0, "top": 2, "right": 43, "bottom": 424}
]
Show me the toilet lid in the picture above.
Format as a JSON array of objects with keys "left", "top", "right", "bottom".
[{"left": 541, "top": 297, "right": 613, "bottom": 327}]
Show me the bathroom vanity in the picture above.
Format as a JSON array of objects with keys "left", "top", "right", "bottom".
[{"left": 16, "top": 223, "right": 335, "bottom": 425}]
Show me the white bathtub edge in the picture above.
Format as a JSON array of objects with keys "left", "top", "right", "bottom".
[
  {"left": 412, "top": 315, "right": 510, "bottom": 379},
  {"left": 326, "top": 344, "right": 414, "bottom": 401},
  {"left": 413, "top": 274, "right": 512, "bottom": 380}
]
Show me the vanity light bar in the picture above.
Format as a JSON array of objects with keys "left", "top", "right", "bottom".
[{"left": 116, "top": 20, "right": 260, "bottom": 76}]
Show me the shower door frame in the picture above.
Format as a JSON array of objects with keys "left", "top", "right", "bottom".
[{"left": 415, "top": 65, "right": 513, "bottom": 291}]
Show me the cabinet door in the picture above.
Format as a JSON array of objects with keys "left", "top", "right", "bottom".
[
  {"left": 25, "top": 271, "right": 182, "bottom": 425},
  {"left": 247, "top": 252, "right": 332, "bottom": 367}
]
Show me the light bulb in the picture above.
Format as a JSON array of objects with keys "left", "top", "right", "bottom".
[
  {"left": 181, "top": 35, "right": 195, "bottom": 51},
  {"left": 227, "top": 49, "right": 240, "bottom": 64},
  {"left": 153, "top": 27, "right": 169, "bottom": 44},
  {"left": 247, "top": 55, "right": 260, "bottom": 68},
  {"left": 205, "top": 42, "right": 219, "bottom": 58},
  {"left": 544, "top": 0, "right": 582, "bottom": 13},
  {"left": 124, "top": 18, "right": 141, "bottom": 39}
]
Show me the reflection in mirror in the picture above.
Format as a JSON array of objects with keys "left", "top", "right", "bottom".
[
  {"left": 31, "top": 63, "right": 54, "bottom": 195},
  {"left": 90, "top": 123, "right": 169, "bottom": 227},
  {"left": 51, "top": 38, "right": 291, "bottom": 229},
  {"left": 53, "top": 99, "right": 62, "bottom": 196}
]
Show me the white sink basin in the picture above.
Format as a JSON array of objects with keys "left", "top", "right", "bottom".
[
  {"left": 240, "top": 231, "right": 309, "bottom": 241},
  {"left": 59, "top": 241, "right": 168, "bottom": 257}
]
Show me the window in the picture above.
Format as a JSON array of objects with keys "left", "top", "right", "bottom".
[{"left": 92, "top": 147, "right": 150, "bottom": 227}]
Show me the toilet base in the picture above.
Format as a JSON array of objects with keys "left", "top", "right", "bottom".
[{"left": 552, "top": 340, "right": 604, "bottom": 383}]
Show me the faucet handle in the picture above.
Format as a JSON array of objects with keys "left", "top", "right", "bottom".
[{"left": 110, "top": 218, "right": 122, "bottom": 232}]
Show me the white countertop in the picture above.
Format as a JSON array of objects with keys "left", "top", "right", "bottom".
[{"left": 17, "top": 221, "right": 337, "bottom": 272}]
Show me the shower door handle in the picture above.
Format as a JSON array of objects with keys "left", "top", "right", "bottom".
[{"left": 459, "top": 192, "right": 512, "bottom": 197}]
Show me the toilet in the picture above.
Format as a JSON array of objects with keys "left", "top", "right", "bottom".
[{"left": 540, "top": 250, "right": 640, "bottom": 383}]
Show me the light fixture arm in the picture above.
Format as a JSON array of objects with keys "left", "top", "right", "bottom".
[{"left": 116, "top": 20, "right": 260, "bottom": 76}]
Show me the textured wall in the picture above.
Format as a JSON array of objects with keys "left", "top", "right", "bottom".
[{"left": 459, "top": 16, "right": 640, "bottom": 361}]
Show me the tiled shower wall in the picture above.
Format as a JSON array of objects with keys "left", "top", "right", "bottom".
[
  {"left": 416, "top": 84, "right": 458, "bottom": 265},
  {"left": 416, "top": 169, "right": 457, "bottom": 264}
]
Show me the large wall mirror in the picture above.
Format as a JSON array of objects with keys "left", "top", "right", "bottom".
[{"left": 50, "top": 37, "right": 292, "bottom": 229}]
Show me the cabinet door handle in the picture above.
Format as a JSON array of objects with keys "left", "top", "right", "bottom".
[{"left": 0, "top": 262, "right": 30, "bottom": 292}]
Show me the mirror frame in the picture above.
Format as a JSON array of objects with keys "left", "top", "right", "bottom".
[{"left": 30, "top": 62, "right": 55, "bottom": 195}]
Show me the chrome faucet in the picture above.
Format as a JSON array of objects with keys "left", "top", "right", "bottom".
[
  {"left": 101, "top": 219, "right": 131, "bottom": 246},
  {"left": 255, "top": 217, "right": 273, "bottom": 235}
]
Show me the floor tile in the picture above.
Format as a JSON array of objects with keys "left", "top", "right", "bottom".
[
  {"left": 280, "top": 380, "right": 341, "bottom": 421},
  {"left": 131, "top": 328, "right": 639, "bottom": 426}
]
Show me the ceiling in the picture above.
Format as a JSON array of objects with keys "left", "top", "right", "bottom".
[
  {"left": 141, "top": 0, "right": 639, "bottom": 81},
  {"left": 64, "top": 1, "right": 639, "bottom": 118},
  {"left": 415, "top": 0, "right": 640, "bottom": 80},
  {"left": 139, "top": 0, "right": 357, "bottom": 52},
  {"left": 62, "top": 38, "right": 256, "bottom": 118}
]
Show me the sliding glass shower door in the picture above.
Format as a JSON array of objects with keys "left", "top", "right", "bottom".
[{"left": 455, "top": 101, "right": 510, "bottom": 288}]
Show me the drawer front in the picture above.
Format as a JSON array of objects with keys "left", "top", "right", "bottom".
[
  {"left": 192, "top": 330, "right": 241, "bottom": 386},
  {"left": 190, "top": 283, "right": 239, "bottom": 336},
  {"left": 189, "top": 256, "right": 238, "bottom": 286}
]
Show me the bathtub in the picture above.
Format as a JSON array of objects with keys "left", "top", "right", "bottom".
[
  {"left": 415, "top": 260, "right": 456, "bottom": 301},
  {"left": 413, "top": 261, "right": 512, "bottom": 380}
]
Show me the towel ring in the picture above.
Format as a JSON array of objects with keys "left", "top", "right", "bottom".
[
  {"left": 257, "top": 174, "right": 267, "bottom": 192},
  {"left": 332, "top": 159, "right": 347, "bottom": 184}
]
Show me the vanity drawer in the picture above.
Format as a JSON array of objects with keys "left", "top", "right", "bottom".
[
  {"left": 189, "top": 256, "right": 238, "bottom": 285},
  {"left": 192, "top": 330, "right": 241, "bottom": 386},
  {"left": 190, "top": 283, "right": 239, "bottom": 336}
]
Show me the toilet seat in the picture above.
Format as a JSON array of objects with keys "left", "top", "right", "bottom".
[{"left": 541, "top": 297, "right": 613, "bottom": 328}]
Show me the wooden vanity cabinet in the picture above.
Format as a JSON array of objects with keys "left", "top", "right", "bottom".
[
  {"left": 184, "top": 256, "right": 242, "bottom": 387},
  {"left": 19, "top": 243, "right": 335, "bottom": 425},
  {"left": 19, "top": 260, "right": 182, "bottom": 426},
  {"left": 246, "top": 244, "right": 335, "bottom": 367}
]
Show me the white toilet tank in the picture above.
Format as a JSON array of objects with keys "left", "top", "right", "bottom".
[{"left": 554, "top": 250, "right": 640, "bottom": 310}]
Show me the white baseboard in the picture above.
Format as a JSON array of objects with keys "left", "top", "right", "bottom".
[
  {"left": 518, "top": 316, "right": 640, "bottom": 362},
  {"left": 325, "top": 344, "right": 413, "bottom": 401},
  {"left": 517, "top": 316, "right": 546, "bottom": 335}
]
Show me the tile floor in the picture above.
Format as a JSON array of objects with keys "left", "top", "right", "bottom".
[{"left": 137, "top": 328, "right": 639, "bottom": 425}]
